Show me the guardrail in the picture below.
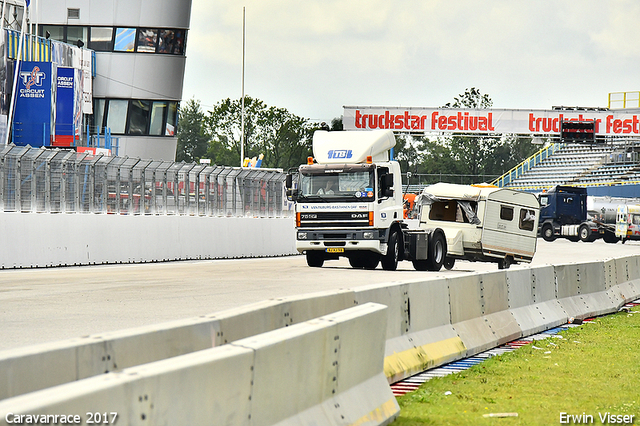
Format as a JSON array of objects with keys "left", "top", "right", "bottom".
[
  {"left": 1, "top": 256, "right": 638, "bottom": 424},
  {"left": 0, "top": 145, "right": 288, "bottom": 218}
]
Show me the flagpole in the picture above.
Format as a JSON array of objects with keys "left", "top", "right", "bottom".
[
  {"left": 240, "top": 6, "right": 245, "bottom": 167},
  {"left": 5, "top": 0, "right": 28, "bottom": 146}
]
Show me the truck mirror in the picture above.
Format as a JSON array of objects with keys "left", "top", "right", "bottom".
[
  {"left": 286, "top": 188, "right": 298, "bottom": 202},
  {"left": 285, "top": 174, "right": 293, "bottom": 189}
]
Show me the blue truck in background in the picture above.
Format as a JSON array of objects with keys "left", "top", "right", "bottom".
[{"left": 537, "top": 185, "right": 619, "bottom": 243}]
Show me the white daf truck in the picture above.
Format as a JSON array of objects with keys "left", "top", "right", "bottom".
[{"left": 285, "top": 129, "right": 448, "bottom": 271}]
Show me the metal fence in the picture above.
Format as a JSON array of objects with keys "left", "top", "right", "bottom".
[{"left": 0, "top": 145, "right": 289, "bottom": 217}]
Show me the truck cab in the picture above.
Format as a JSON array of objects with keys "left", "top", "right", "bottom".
[{"left": 286, "top": 130, "right": 446, "bottom": 271}]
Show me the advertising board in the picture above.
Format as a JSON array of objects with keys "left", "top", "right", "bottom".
[{"left": 13, "top": 61, "right": 56, "bottom": 147}]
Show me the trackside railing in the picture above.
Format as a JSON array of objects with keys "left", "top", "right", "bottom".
[
  {"left": 492, "top": 142, "right": 566, "bottom": 188},
  {"left": 0, "top": 145, "right": 289, "bottom": 218}
]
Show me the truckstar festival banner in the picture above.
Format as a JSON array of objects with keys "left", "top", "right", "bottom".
[{"left": 343, "top": 106, "right": 640, "bottom": 137}]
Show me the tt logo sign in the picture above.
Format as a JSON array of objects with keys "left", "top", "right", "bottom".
[{"left": 20, "top": 66, "right": 45, "bottom": 90}]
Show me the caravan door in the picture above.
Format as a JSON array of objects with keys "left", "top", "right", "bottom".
[{"left": 481, "top": 190, "right": 539, "bottom": 262}]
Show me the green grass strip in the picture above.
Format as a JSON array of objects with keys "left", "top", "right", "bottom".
[{"left": 396, "top": 305, "right": 640, "bottom": 425}]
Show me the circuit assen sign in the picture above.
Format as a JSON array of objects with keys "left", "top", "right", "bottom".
[{"left": 343, "top": 106, "right": 640, "bottom": 136}]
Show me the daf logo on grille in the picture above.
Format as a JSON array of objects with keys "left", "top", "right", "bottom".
[
  {"left": 351, "top": 213, "right": 368, "bottom": 219},
  {"left": 300, "top": 213, "right": 318, "bottom": 219}
]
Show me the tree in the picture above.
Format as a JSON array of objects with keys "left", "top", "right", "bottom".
[
  {"left": 175, "top": 99, "right": 209, "bottom": 163},
  {"left": 254, "top": 106, "right": 311, "bottom": 169},
  {"left": 204, "top": 96, "right": 312, "bottom": 169},
  {"left": 443, "top": 87, "right": 500, "bottom": 179}
]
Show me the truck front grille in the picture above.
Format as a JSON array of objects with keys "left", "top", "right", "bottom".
[{"left": 298, "top": 211, "right": 371, "bottom": 228}]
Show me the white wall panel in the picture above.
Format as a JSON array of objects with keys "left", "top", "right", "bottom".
[{"left": 0, "top": 213, "right": 297, "bottom": 268}]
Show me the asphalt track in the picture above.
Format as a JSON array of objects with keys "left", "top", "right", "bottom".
[{"left": 1, "top": 239, "right": 639, "bottom": 351}]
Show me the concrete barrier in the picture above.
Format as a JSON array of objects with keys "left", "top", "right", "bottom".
[
  {"left": 0, "top": 290, "right": 357, "bottom": 400},
  {"left": 0, "top": 303, "right": 399, "bottom": 426},
  {"left": 448, "top": 274, "right": 498, "bottom": 356},
  {"left": 2, "top": 254, "right": 640, "bottom": 424},
  {"left": 355, "top": 279, "right": 465, "bottom": 383},
  {"left": 0, "top": 213, "right": 297, "bottom": 268}
]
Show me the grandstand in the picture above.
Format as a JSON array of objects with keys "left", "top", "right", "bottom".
[
  {"left": 401, "top": 139, "right": 640, "bottom": 197},
  {"left": 495, "top": 139, "right": 640, "bottom": 195}
]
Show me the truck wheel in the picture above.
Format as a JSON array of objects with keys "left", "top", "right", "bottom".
[
  {"left": 426, "top": 230, "right": 446, "bottom": 271},
  {"left": 348, "top": 255, "right": 365, "bottom": 269},
  {"left": 579, "top": 225, "right": 591, "bottom": 242},
  {"left": 412, "top": 259, "right": 429, "bottom": 271},
  {"left": 444, "top": 257, "right": 455, "bottom": 270},
  {"left": 306, "top": 251, "right": 324, "bottom": 267},
  {"left": 381, "top": 232, "right": 399, "bottom": 271},
  {"left": 363, "top": 255, "right": 380, "bottom": 270},
  {"left": 498, "top": 256, "right": 513, "bottom": 270},
  {"left": 603, "top": 231, "right": 619, "bottom": 244},
  {"left": 541, "top": 223, "right": 556, "bottom": 242}
]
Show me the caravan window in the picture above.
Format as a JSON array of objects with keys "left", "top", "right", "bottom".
[
  {"left": 500, "top": 205, "right": 514, "bottom": 221},
  {"left": 519, "top": 208, "right": 536, "bottom": 231}
]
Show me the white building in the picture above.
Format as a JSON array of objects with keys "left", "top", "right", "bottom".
[{"left": 37, "top": 0, "right": 193, "bottom": 160}]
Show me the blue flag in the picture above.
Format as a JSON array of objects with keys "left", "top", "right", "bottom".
[{"left": 25, "top": 0, "right": 30, "bottom": 7}]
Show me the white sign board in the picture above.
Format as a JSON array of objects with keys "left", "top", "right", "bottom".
[{"left": 343, "top": 106, "right": 640, "bottom": 137}]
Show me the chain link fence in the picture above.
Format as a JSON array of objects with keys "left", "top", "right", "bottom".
[{"left": 0, "top": 145, "right": 290, "bottom": 218}]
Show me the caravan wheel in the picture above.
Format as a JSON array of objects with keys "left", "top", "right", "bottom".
[
  {"left": 498, "top": 256, "right": 513, "bottom": 270},
  {"left": 444, "top": 257, "right": 455, "bottom": 270}
]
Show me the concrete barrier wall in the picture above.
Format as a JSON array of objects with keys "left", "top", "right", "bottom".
[
  {"left": 0, "top": 290, "right": 356, "bottom": 400},
  {"left": 354, "top": 279, "right": 465, "bottom": 383},
  {"left": 2, "top": 255, "right": 640, "bottom": 420},
  {"left": 0, "top": 213, "right": 297, "bottom": 268},
  {"left": 0, "top": 303, "right": 399, "bottom": 426}
]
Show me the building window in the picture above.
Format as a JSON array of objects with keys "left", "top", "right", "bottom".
[
  {"left": 114, "top": 28, "right": 136, "bottom": 52},
  {"left": 95, "top": 99, "right": 179, "bottom": 136},
  {"left": 93, "top": 99, "right": 106, "bottom": 131},
  {"left": 149, "top": 102, "right": 167, "bottom": 136},
  {"left": 42, "top": 25, "right": 64, "bottom": 42},
  {"left": 89, "top": 27, "right": 113, "bottom": 51},
  {"left": 137, "top": 29, "right": 158, "bottom": 53},
  {"left": 166, "top": 102, "right": 178, "bottom": 136},
  {"left": 66, "top": 26, "right": 88, "bottom": 47},
  {"left": 158, "top": 29, "right": 185, "bottom": 55},
  {"left": 106, "top": 100, "right": 128, "bottom": 134},
  {"left": 128, "top": 100, "right": 151, "bottom": 135},
  {"left": 40, "top": 25, "right": 187, "bottom": 55}
]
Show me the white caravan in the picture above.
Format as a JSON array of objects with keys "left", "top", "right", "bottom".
[{"left": 416, "top": 183, "right": 540, "bottom": 269}]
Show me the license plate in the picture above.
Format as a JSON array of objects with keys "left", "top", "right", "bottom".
[{"left": 326, "top": 248, "right": 344, "bottom": 253}]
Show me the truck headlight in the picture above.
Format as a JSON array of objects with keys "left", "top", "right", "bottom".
[
  {"left": 363, "top": 231, "right": 374, "bottom": 239},
  {"left": 297, "top": 232, "right": 308, "bottom": 240}
]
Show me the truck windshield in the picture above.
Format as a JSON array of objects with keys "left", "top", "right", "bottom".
[{"left": 298, "top": 170, "right": 375, "bottom": 202}]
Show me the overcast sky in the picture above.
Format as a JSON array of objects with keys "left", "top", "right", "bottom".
[{"left": 182, "top": 0, "right": 640, "bottom": 123}]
